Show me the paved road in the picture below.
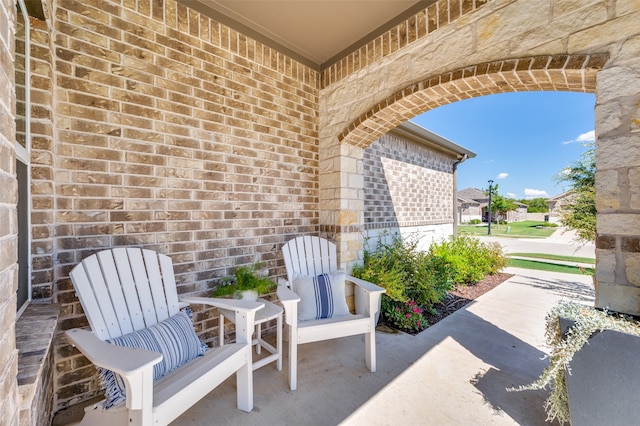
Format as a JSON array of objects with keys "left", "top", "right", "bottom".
[{"left": 478, "top": 227, "right": 595, "bottom": 259}]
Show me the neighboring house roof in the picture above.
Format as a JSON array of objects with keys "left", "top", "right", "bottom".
[
  {"left": 390, "top": 121, "right": 477, "bottom": 161},
  {"left": 547, "top": 190, "right": 574, "bottom": 202},
  {"left": 457, "top": 187, "right": 488, "bottom": 201},
  {"left": 457, "top": 196, "right": 479, "bottom": 205}
]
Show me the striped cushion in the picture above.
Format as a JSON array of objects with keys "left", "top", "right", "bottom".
[
  {"left": 98, "top": 309, "right": 208, "bottom": 409},
  {"left": 294, "top": 271, "right": 350, "bottom": 321}
]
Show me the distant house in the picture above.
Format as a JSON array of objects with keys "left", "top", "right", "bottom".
[
  {"left": 457, "top": 188, "right": 487, "bottom": 223},
  {"left": 457, "top": 187, "right": 527, "bottom": 223},
  {"left": 506, "top": 202, "right": 528, "bottom": 222},
  {"left": 547, "top": 191, "right": 576, "bottom": 223}
]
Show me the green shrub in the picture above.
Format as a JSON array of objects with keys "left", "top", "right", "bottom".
[
  {"left": 541, "top": 222, "right": 559, "bottom": 227},
  {"left": 428, "top": 235, "right": 507, "bottom": 285},
  {"left": 352, "top": 234, "right": 506, "bottom": 331},
  {"left": 469, "top": 219, "right": 481, "bottom": 224},
  {"left": 352, "top": 236, "right": 453, "bottom": 326}
]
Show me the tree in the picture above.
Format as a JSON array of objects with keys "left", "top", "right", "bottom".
[
  {"left": 554, "top": 144, "right": 596, "bottom": 242},
  {"left": 518, "top": 197, "right": 549, "bottom": 213},
  {"left": 486, "top": 184, "right": 517, "bottom": 222}
]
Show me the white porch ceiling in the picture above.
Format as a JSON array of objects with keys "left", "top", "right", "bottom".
[{"left": 181, "top": 0, "right": 431, "bottom": 69}]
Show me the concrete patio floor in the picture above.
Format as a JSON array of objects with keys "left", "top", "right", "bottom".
[{"left": 171, "top": 267, "right": 594, "bottom": 426}]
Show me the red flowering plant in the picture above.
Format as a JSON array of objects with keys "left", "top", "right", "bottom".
[{"left": 381, "top": 298, "right": 426, "bottom": 333}]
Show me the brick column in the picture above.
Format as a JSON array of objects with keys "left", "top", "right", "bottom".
[
  {"left": 318, "top": 139, "right": 365, "bottom": 271},
  {"left": 593, "top": 37, "right": 640, "bottom": 315},
  {"left": 0, "top": 0, "right": 20, "bottom": 423}
]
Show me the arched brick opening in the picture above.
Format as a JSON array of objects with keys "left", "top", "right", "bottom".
[{"left": 339, "top": 53, "right": 608, "bottom": 149}]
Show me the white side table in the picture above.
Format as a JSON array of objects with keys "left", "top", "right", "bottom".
[{"left": 219, "top": 298, "right": 283, "bottom": 371}]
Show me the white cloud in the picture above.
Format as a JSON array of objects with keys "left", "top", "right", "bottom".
[
  {"left": 507, "top": 192, "right": 517, "bottom": 199},
  {"left": 562, "top": 130, "right": 595, "bottom": 145},
  {"left": 576, "top": 130, "right": 595, "bottom": 142},
  {"left": 497, "top": 172, "right": 508, "bottom": 179},
  {"left": 524, "top": 188, "right": 550, "bottom": 199}
]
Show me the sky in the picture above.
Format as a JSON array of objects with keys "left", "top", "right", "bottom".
[{"left": 411, "top": 91, "right": 596, "bottom": 200}]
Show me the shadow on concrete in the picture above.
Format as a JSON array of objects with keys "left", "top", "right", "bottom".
[{"left": 506, "top": 273, "right": 595, "bottom": 303}]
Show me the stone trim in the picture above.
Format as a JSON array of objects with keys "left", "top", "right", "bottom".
[
  {"left": 339, "top": 53, "right": 609, "bottom": 148},
  {"left": 319, "top": 224, "right": 363, "bottom": 234},
  {"left": 364, "top": 220, "right": 452, "bottom": 230},
  {"left": 321, "top": 0, "right": 491, "bottom": 86},
  {"left": 17, "top": 304, "right": 60, "bottom": 426}
]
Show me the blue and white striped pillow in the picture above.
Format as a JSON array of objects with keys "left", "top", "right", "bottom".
[
  {"left": 98, "top": 308, "right": 208, "bottom": 409},
  {"left": 294, "top": 271, "right": 351, "bottom": 321}
]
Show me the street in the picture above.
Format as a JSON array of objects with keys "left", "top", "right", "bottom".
[{"left": 478, "top": 227, "right": 595, "bottom": 259}]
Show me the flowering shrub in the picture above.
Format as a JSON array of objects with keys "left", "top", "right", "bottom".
[{"left": 382, "top": 298, "right": 426, "bottom": 332}]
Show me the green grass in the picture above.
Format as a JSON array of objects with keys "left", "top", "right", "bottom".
[
  {"left": 508, "top": 258, "right": 594, "bottom": 275},
  {"left": 508, "top": 253, "right": 595, "bottom": 264},
  {"left": 458, "top": 221, "right": 557, "bottom": 238}
]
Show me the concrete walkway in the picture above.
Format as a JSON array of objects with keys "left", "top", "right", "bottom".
[{"left": 171, "top": 268, "right": 594, "bottom": 426}]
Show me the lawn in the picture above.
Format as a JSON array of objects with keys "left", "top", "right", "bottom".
[
  {"left": 507, "top": 259, "right": 594, "bottom": 275},
  {"left": 508, "top": 253, "right": 595, "bottom": 264},
  {"left": 458, "top": 221, "right": 557, "bottom": 238}
]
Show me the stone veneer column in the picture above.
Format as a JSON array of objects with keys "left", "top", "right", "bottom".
[
  {"left": 593, "top": 32, "right": 640, "bottom": 315},
  {"left": 0, "top": 0, "right": 19, "bottom": 423},
  {"left": 318, "top": 139, "right": 365, "bottom": 270}
]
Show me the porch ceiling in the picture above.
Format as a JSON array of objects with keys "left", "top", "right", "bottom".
[{"left": 181, "top": 0, "right": 432, "bottom": 70}]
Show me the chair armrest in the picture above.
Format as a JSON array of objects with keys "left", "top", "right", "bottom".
[
  {"left": 346, "top": 275, "right": 386, "bottom": 294},
  {"left": 65, "top": 328, "right": 162, "bottom": 376},
  {"left": 179, "top": 296, "right": 264, "bottom": 313},
  {"left": 277, "top": 284, "right": 300, "bottom": 326},
  {"left": 179, "top": 297, "right": 264, "bottom": 345},
  {"left": 346, "top": 275, "right": 385, "bottom": 317},
  {"left": 66, "top": 328, "right": 161, "bottom": 411}
]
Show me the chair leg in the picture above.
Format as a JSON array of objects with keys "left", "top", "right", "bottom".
[
  {"left": 288, "top": 325, "right": 297, "bottom": 391},
  {"left": 219, "top": 314, "right": 224, "bottom": 347},
  {"left": 236, "top": 359, "right": 253, "bottom": 412},
  {"left": 365, "top": 330, "right": 376, "bottom": 372},
  {"left": 276, "top": 313, "right": 282, "bottom": 371}
]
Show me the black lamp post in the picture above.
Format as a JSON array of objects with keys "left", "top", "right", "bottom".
[{"left": 487, "top": 180, "right": 493, "bottom": 235}]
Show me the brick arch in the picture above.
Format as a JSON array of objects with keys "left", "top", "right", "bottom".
[{"left": 339, "top": 53, "right": 609, "bottom": 149}]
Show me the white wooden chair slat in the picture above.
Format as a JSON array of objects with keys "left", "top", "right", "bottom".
[
  {"left": 278, "top": 236, "right": 386, "bottom": 391},
  {"left": 141, "top": 249, "right": 170, "bottom": 322},
  {"left": 111, "top": 248, "right": 146, "bottom": 333},
  {"left": 158, "top": 253, "right": 180, "bottom": 317},
  {"left": 66, "top": 247, "right": 263, "bottom": 426},
  {"left": 69, "top": 262, "right": 112, "bottom": 340},
  {"left": 97, "top": 250, "right": 136, "bottom": 338},
  {"left": 126, "top": 248, "right": 160, "bottom": 327},
  {"left": 83, "top": 254, "right": 125, "bottom": 340}
]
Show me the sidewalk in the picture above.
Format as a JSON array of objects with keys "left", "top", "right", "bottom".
[{"left": 170, "top": 268, "right": 594, "bottom": 426}]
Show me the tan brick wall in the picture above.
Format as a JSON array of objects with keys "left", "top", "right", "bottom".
[
  {"left": 49, "top": 0, "right": 319, "bottom": 409},
  {"left": 363, "top": 132, "right": 455, "bottom": 230},
  {"left": 0, "top": 0, "right": 20, "bottom": 423}
]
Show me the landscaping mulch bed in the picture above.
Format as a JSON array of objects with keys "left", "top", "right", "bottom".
[
  {"left": 378, "top": 272, "right": 514, "bottom": 335},
  {"left": 423, "top": 272, "right": 514, "bottom": 326}
]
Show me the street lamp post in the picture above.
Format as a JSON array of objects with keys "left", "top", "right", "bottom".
[{"left": 487, "top": 180, "right": 493, "bottom": 235}]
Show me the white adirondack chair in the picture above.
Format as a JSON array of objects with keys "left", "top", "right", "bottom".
[
  {"left": 278, "top": 236, "right": 385, "bottom": 391},
  {"left": 65, "top": 247, "right": 264, "bottom": 426}
]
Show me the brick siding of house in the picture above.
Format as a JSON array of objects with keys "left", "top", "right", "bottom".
[
  {"left": 41, "top": 0, "right": 320, "bottom": 410},
  {"left": 363, "top": 131, "right": 456, "bottom": 250}
]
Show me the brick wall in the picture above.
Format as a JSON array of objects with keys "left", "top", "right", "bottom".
[
  {"left": 363, "top": 130, "right": 456, "bottom": 250},
  {"left": 0, "top": 0, "right": 19, "bottom": 423},
  {"left": 48, "top": 0, "right": 319, "bottom": 409}
]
